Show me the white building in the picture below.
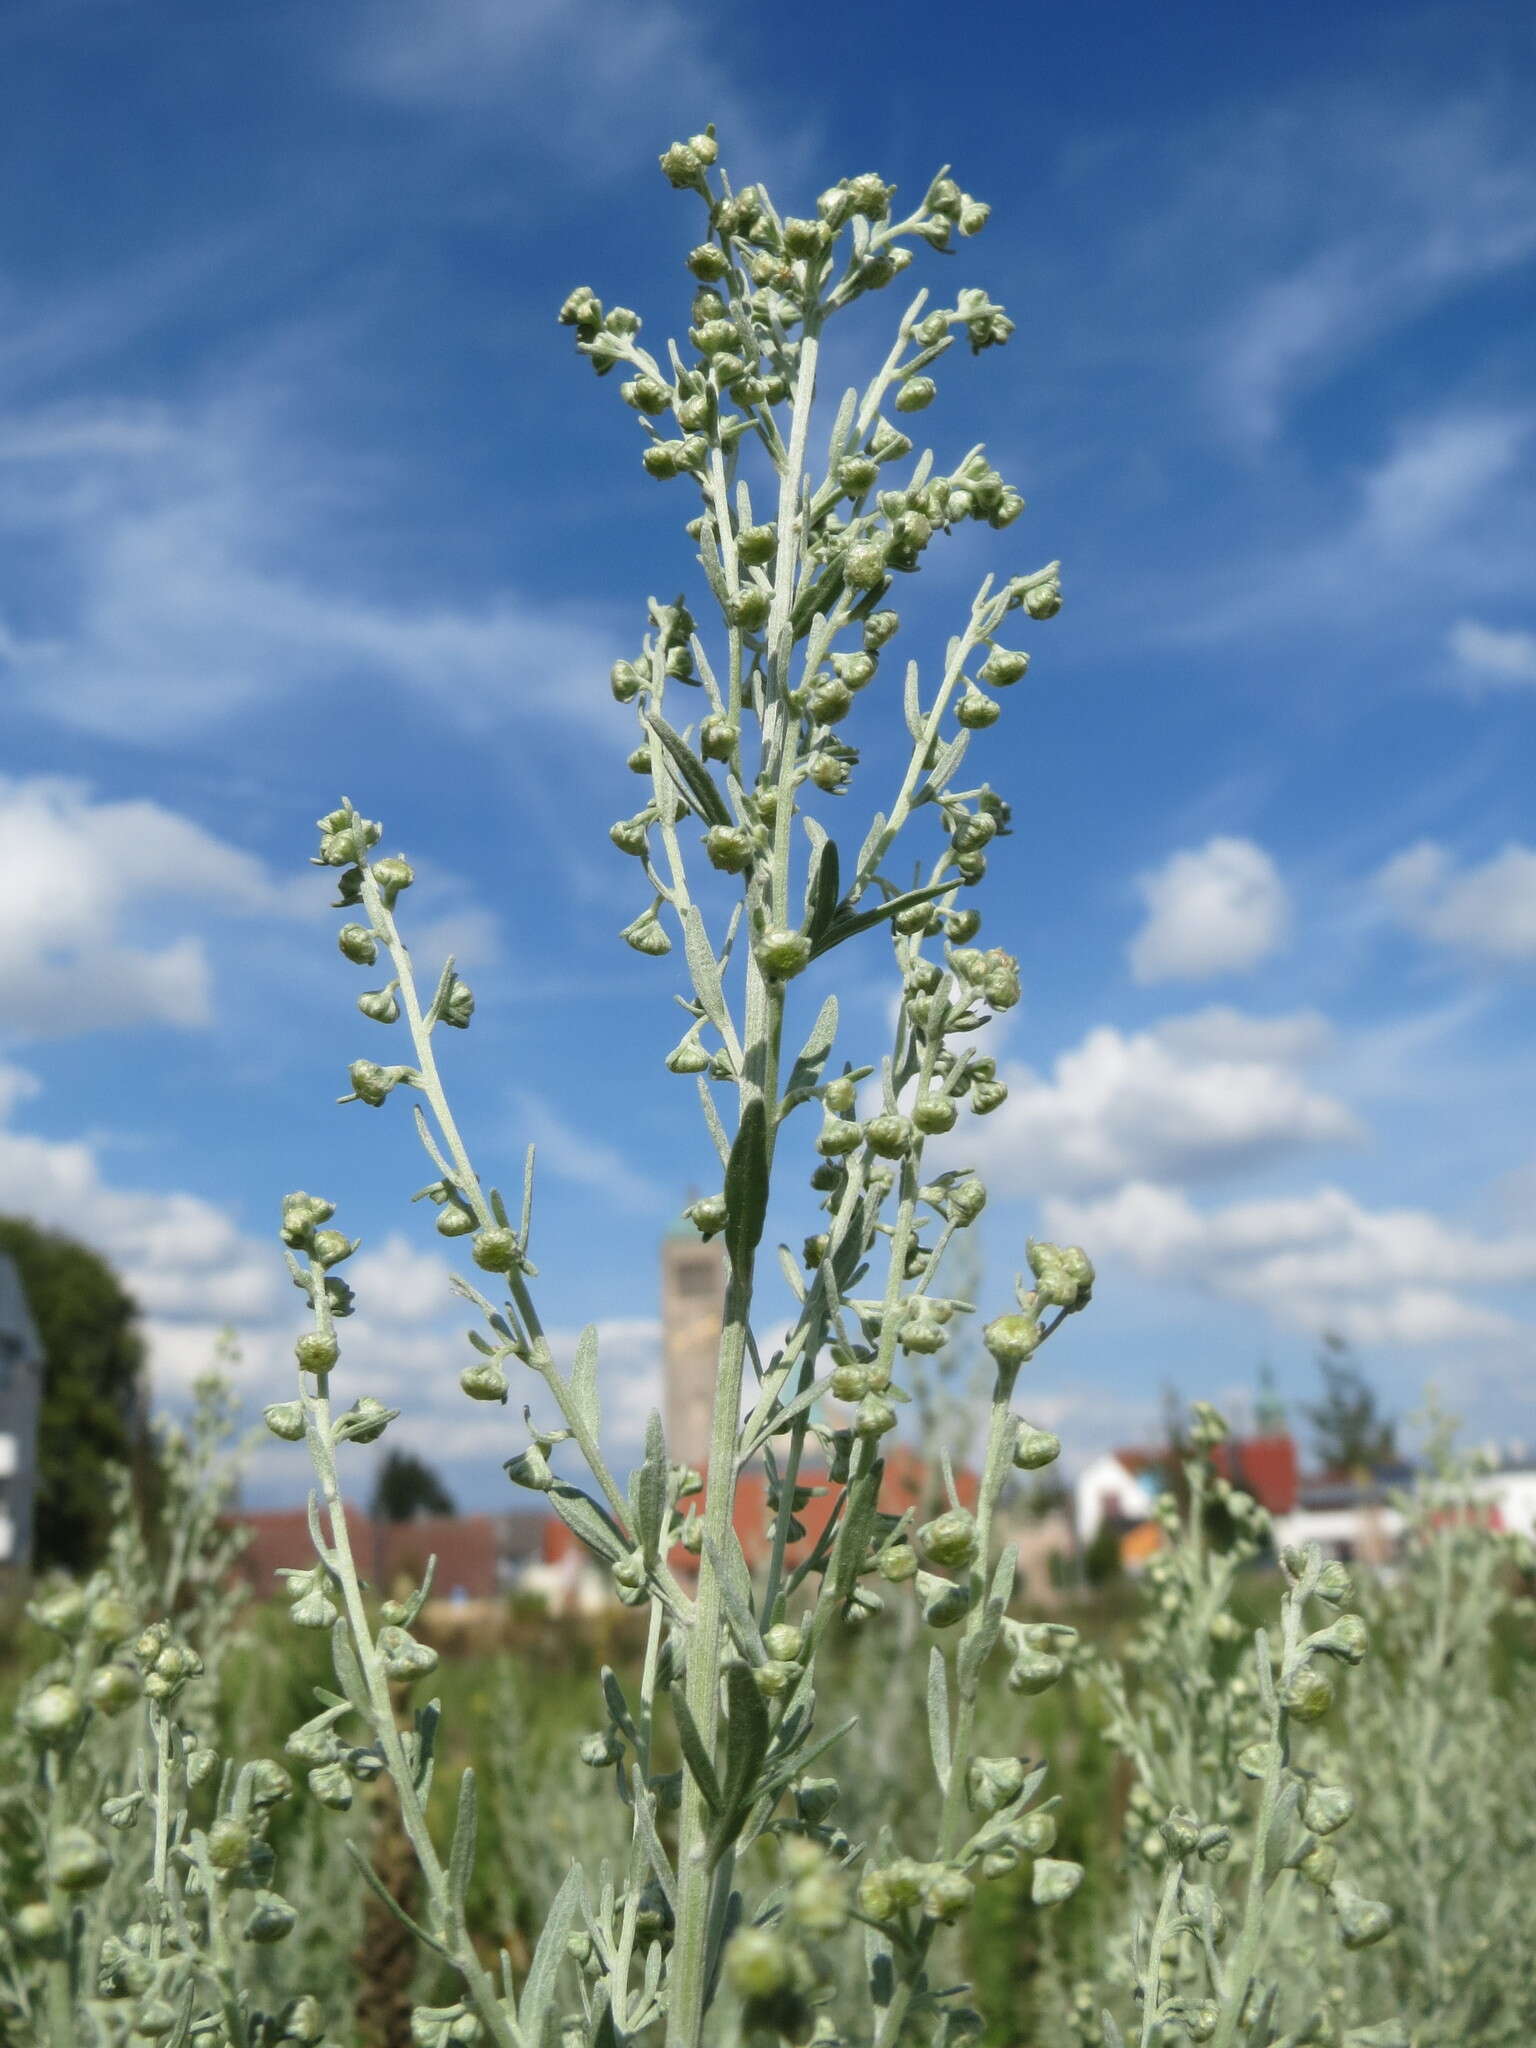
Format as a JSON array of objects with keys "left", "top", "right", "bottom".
[{"left": 1074, "top": 1451, "right": 1161, "bottom": 1546}]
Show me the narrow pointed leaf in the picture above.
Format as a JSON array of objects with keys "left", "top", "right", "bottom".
[
  {"left": 724, "top": 1097, "right": 770, "bottom": 1272},
  {"left": 645, "top": 713, "right": 732, "bottom": 827}
]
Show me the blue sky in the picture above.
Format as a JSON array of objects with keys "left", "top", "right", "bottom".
[{"left": 2, "top": 0, "right": 1534, "bottom": 1506}]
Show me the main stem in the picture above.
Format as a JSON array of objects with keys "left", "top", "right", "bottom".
[{"left": 666, "top": 308, "right": 821, "bottom": 2048}]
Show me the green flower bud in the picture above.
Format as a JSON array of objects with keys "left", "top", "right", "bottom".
[
  {"left": 580, "top": 1729, "right": 624, "bottom": 1768},
  {"left": 207, "top": 1816, "right": 252, "bottom": 1870},
  {"left": 21, "top": 1683, "right": 81, "bottom": 1745},
  {"left": 609, "top": 815, "right": 650, "bottom": 857},
  {"left": 660, "top": 140, "right": 706, "bottom": 187},
  {"left": 307, "top": 1762, "right": 353, "bottom": 1810},
  {"left": 967, "top": 1755, "right": 1027, "bottom": 1815},
  {"left": 980, "top": 648, "right": 1030, "bottom": 687},
  {"left": 247, "top": 1759, "right": 293, "bottom": 1808},
  {"left": 916, "top": 1571, "right": 973, "bottom": 1628},
  {"left": 1282, "top": 1665, "right": 1335, "bottom": 1722},
  {"left": 378, "top": 1626, "right": 439, "bottom": 1683},
  {"left": 1336, "top": 1891, "right": 1394, "bottom": 1950},
  {"left": 1014, "top": 1425, "right": 1061, "bottom": 1470},
  {"left": 1315, "top": 1559, "right": 1353, "bottom": 1604},
  {"left": 899, "top": 1309, "right": 947, "bottom": 1355},
  {"left": 557, "top": 286, "right": 602, "bottom": 330},
  {"left": 85, "top": 1591, "right": 136, "bottom": 1642},
  {"left": 243, "top": 1891, "right": 297, "bottom": 1944},
  {"left": 622, "top": 905, "right": 672, "bottom": 955},
  {"left": 726, "top": 1926, "right": 795, "bottom": 2000},
  {"left": 755, "top": 928, "right": 811, "bottom": 980},
  {"left": 281, "top": 1191, "right": 335, "bottom": 1245},
  {"left": 52, "top": 1825, "right": 112, "bottom": 1891},
  {"left": 843, "top": 537, "right": 890, "bottom": 589},
  {"left": 1309, "top": 1614, "right": 1368, "bottom": 1665},
  {"left": 1237, "top": 1740, "right": 1279, "bottom": 1780},
  {"left": 31, "top": 1585, "right": 88, "bottom": 1635},
  {"left": 347, "top": 1059, "right": 407, "bottom": 1107},
  {"left": 971, "top": 1078, "right": 1008, "bottom": 1115},
  {"left": 808, "top": 677, "right": 853, "bottom": 724},
  {"left": 339, "top": 1394, "right": 393, "bottom": 1443},
  {"left": 864, "top": 1112, "right": 913, "bottom": 1159},
  {"left": 1024, "top": 577, "right": 1062, "bottom": 621},
  {"left": 471, "top": 1226, "right": 522, "bottom": 1273},
  {"left": 1008, "top": 1648, "right": 1064, "bottom": 1695},
  {"left": 923, "top": 1868, "right": 975, "bottom": 1920},
  {"left": 752, "top": 1657, "right": 799, "bottom": 1697},
  {"left": 912, "top": 1093, "right": 958, "bottom": 1136},
  {"left": 461, "top": 1358, "right": 509, "bottom": 1402},
  {"left": 1031, "top": 1858, "right": 1083, "bottom": 1907},
  {"left": 919, "top": 1510, "right": 979, "bottom": 1570},
  {"left": 357, "top": 987, "right": 400, "bottom": 1024},
  {"left": 278, "top": 1997, "right": 327, "bottom": 2045},
  {"left": 290, "top": 1588, "right": 339, "bottom": 1631},
  {"left": 877, "top": 1540, "right": 919, "bottom": 1583},
  {"left": 264, "top": 1399, "right": 306, "bottom": 1441},
  {"left": 985, "top": 1309, "right": 1042, "bottom": 1368},
  {"left": 622, "top": 376, "right": 672, "bottom": 416},
  {"left": 703, "top": 824, "right": 754, "bottom": 873},
  {"left": 686, "top": 1193, "right": 728, "bottom": 1238},
  {"left": 1302, "top": 1784, "right": 1355, "bottom": 1836},
  {"left": 895, "top": 376, "right": 936, "bottom": 413},
  {"left": 88, "top": 1662, "right": 142, "bottom": 1716},
  {"left": 504, "top": 1444, "right": 553, "bottom": 1491},
  {"left": 435, "top": 1200, "right": 477, "bottom": 1239},
  {"left": 295, "top": 1330, "right": 339, "bottom": 1373},
  {"left": 854, "top": 1393, "right": 897, "bottom": 1439}
]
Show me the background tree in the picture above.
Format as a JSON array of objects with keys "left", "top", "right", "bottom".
[
  {"left": 1304, "top": 1332, "right": 1397, "bottom": 1474},
  {"left": 0, "top": 1214, "right": 150, "bottom": 1574},
  {"left": 371, "top": 1448, "right": 456, "bottom": 1523}
]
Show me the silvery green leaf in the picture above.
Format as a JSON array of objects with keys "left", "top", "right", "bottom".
[
  {"left": 549, "top": 1481, "right": 629, "bottom": 1566},
  {"left": 854, "top": 810, "right": 887, "bottom": 883},
  {"left": 717, "top": 1662, "right": 770, "bottom": 1840},
  {"left": 904, "top": 660, "right": 923, "bottom": 740},
  {"left": 412, "top": 1701, "right": 440, "bottom": 1796},
  {"left": 827, "top": 385, "right": 857, "bottom": 468},
  {"left": 696, "top": 1076, "right": 731, "bottom": 1166},
  {"left": 669, "top": 1684, "right": 722, "bottom": 1813},
  {"left": 924, "top": 729, "right": 970, "bottom": 797},
  {"left": 568, "top": 1324, "right": 600, "bottom": 1436},
  {"left": 804, "top": 835, "right": 842, "bottom": 944},
  {"left": 703, "top": 1532, "right": 766, "bottom": 1663},
  {"left": 344, "top": 1840, "right": 454, "bottom": 1962},
  {"left": 783, "top": 993, "right": 840, "bottom": 1109},
  {"left": 811, "top": 880, "right": 953, "bottom": 960},
  {"left": 632, "top": 1411, "right": 668, "bottom": 1569},
  {"left": 519, "top": 1862, "right": 586, "bottom": 2048},
  {"left": 927, "top": 1648, "right": 951, "bottom": 1794},
  {"left": 446, "top": 1768, "right": 477, "bottom": 1923},
  {"left": 644, "top": 712, "right": 732, "bottom": 828},
  {"left": 777, "top": 1245, "right": 807, "bottom": 1302},
  {"left": 519, "top": 1142, "right": 536, "bottom": 1246},
  {"left": 630, "top": 1769, "right": 676, "bottom": 1911},
  {"left": 330, "top": 1623, "right": 370, "bottom": 1717},
  {"left": 724, "top": 1098, "right": 769, "bottom": 1272},
  {"left": 601, "top": 1668, "right": 638, "bottom": 1746},
  {"left": 681, "top": 905, "right": 729, "bottom": 1034}
]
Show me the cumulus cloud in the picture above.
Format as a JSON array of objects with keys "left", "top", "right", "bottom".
[
  {"left": 0, "top": 775, "right": 302, "bottom": 1040},
  {"left": 1376, "top": 840, "right": 1536, "bottom": 966},
  {"left": 1358, "top": 412, "right": 1531, "bottom": 549},
  {"left": 1129, "top": 838, "right": 1290, "bottom": 984},
  {"left": 959, "top": 1008, "right": 1359, "bottom": 1199},
  {"left": 514, "top": 1093, "right": 667, "bottom": 1218},
  {"left": 1043, "top": 1179, "right": 1536, "bottom": 1350},
  {"left": 0, "top": 1061, "right": 282, "bottom": 1382},
  {"left": 1448, "top": 618, "right": 1536, "bottom": 691}
]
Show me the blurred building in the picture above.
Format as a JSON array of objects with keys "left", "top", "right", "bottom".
[
  {"left": 0, "top": 1254, "right": 43, "bottom": 1576},
  {"left": 661, "top": 1221, "right": 726, "bottom": 1477}
]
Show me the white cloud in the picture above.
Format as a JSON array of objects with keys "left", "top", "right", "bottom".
[
  {"left": 1376, "top": 840, "right": 1536, "bottom": 966},
  {"left": 1206, "top": 101, "right": 1536, "bottom": 442},
  {"left": 514, "top": 1093, "right": 667, "bottom": 1218},
  {"left": 1449, "top": 618, "right": 1536, "bottom": 691},
  {"left": 337, "top": 0, "right": 806, "bottom": 189},
  {"left": 0, "top": 390, "right": 625, "bottom": 744},
  {"left": 0, "top": 1064, "right": 282, "bottom": 1382},
  {"left": 1044, "top": 1180, "right": 1536, "bottom": 1351},
  {"left": 1359, "top": 412, "right": 1531, "bottom": 549},
  {"left": 0, "top": 775, "right": 302, "bottom": 1041},
  {"left": 1129, "top": 838, "right": 1291, "bottom": 984},
  {"left": 960, "top": 1009, "right": 1359, "bottom": 1199}
]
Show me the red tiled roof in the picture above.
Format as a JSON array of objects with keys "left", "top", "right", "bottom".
[{"left": 1108, "top": 1434, "right": 1299, "bottom": 1515}]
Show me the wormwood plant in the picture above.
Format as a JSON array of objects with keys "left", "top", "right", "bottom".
[
  {"left": 1069, "top": 1411, "right": 1405, "bottom": 2048},
  {"left": 261, "top": 130, "right": 1097, "bottom": 2048},
  {"left": 2, "top": 1373, "right": 356, "bottom": 2045}
]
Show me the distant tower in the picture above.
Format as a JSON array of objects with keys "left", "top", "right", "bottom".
[{"left": 661, "top": 1222, "right": 727, "bottom": 1477}]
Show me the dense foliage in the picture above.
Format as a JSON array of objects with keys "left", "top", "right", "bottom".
[{"left": 0, "top": 1215, "right": 150, "bottom": 1575}]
